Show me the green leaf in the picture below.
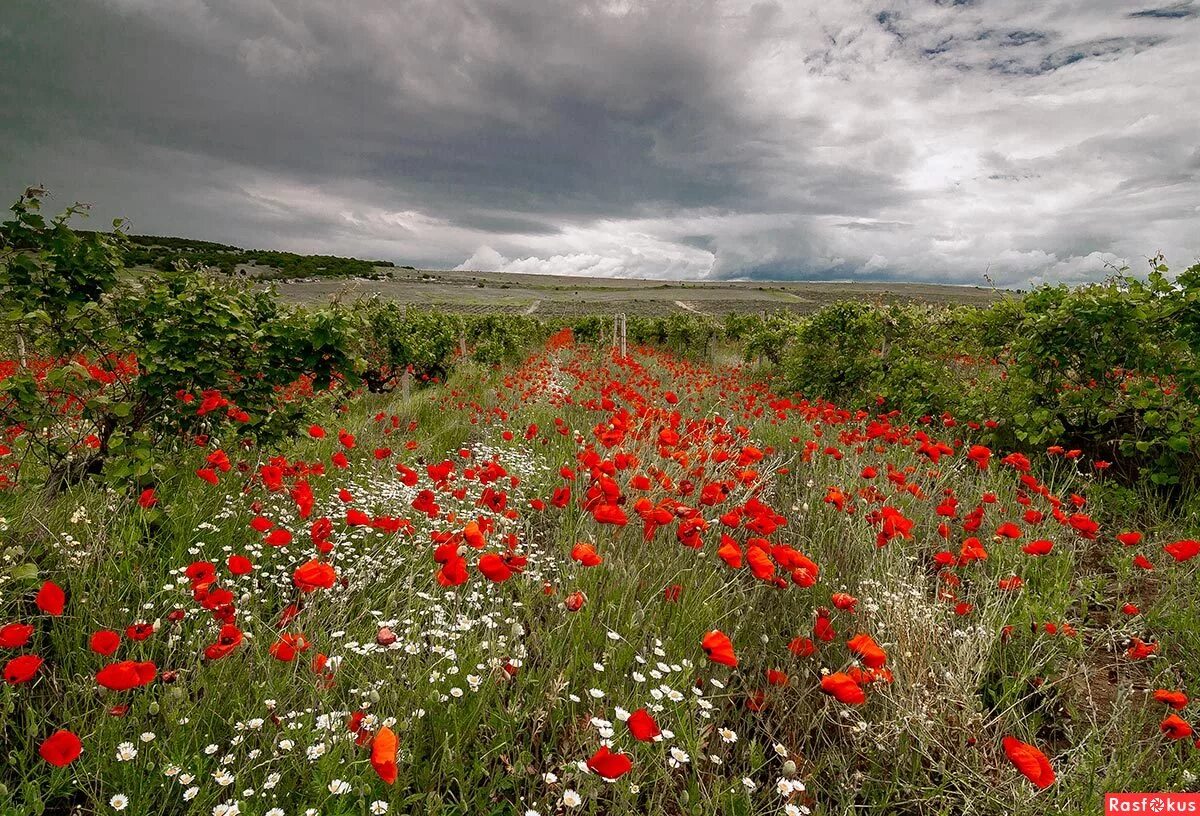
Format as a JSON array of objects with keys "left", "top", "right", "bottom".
[{"left": 9, "top": 563, "right": 39, "bottom": 582}]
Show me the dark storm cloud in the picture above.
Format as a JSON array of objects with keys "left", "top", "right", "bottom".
[
  {"left": 0, "top": 0, "right": 1197, "bottom": 283},
  {"left": 1129, "top": 2, "right": 1198, "bottom": 19}
]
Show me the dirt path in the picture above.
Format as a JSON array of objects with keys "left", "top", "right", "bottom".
[{"left": 673, "top": 300, "right": 709, "bottom": 316}]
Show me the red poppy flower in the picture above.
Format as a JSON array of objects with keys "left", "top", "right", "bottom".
[
  {"left": 847, "top": 633, "right": 887, "bottom": 669},
  {"left": 766, "top": 669, "right": 789, "bottom": 686},
  {"left": 89, "top": 630, "right": 121, "bottom": 656},
  {"left": 269, "top": 632, "right": 311, "bottom": 662},
  {"left": 35, "top": 581, "right": 65, "bottom": 616},
  {"left": 1002, "top": 736, "right": 1055, "bottom": 789},
  {"left": 4, "top": 654, "right": 43, "bottom": 685},
  {"left": 0, "top": 622, "right": 34, "bottom": 649},
  {"left": 717, "top": 536, "right": 743, "bottom": 569},
  {"left": 436, "top": 555, "right": 468, "bottom": 587},
  {"left": 788, "top": 636, "right": 815, "bottom": 657},
  {"left": 39, "top": 730, "right": 82, "bottom": 767},
  {"left": 998, "top": 575, "right": 1024, "bottom": 591},
  {"left": 1161, "top": 713, "right": 1194, "bottom": 740},
  {"left": 227, "top": 554, "right": 253, "bottom": 575},
  {"left": 814, "top": 614, "right": 836, "bottom": 642},
  {"left": 293, "top": 559, "right": 337, "bottom": 592},
  {"left": 570, "top": 543, "right": 603, "bottom": 567},
  {"left": 265, "top": 529, "right": 293, "bottom": 547},
  {"left": 204, "top": 624, "right": 244, "bottom": 660},
  {"left": 586, "top": 745, "right": 632, "bottom": 780},
  {"left": 1126, "top": 637, "right": 1158, "bottom": 660},
  {"left": 627, "top": 708, "right": 661, "bottom": 742},
  {"left": 831, "top": 593, "right": 858, "bottom": 612},
  {"left": 1153, "top": 689, "right": 1189, "bottom": 710},
  {"left": 745, "top": 546, "right": 775, "bottom": 580},
  {"left": 371, "top": 726, "right": 398, "bottom": 783},
  {"left": 1116, "top": 531, "right": 1142, "bottom": 547},
  {"left": 592, "top": 504, "right": 628, "bottom": 526},
  {"left": 463, "top": 520, "right": 486, "bottom": 549},
  {"left": 1022, "top": 539, "right": 1054, "bottom": 556},
  {"left": 966, "top": 444, "right": 991, "bottom": 469},
  {"left": 1164, "top": 539, "right": 1200, "bottom": 562},
  {"left": 477, "top": 553, "right": 513, "bottom": 583},
  {"left": 125, "top": 623, "right": 155, "bottom": 641},
  {"left": 96, "top": 660, "right": 157, "bottom": 690},
  {"left": 821, "top": 672, "right": 865, "bottom": 705},
  {"left": 701, "top": 630, "right": 737, "bottom": 667}
]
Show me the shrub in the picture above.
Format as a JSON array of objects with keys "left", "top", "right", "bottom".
[
  {"left": 463, "top": 313, "right": 546, "bottom": 365},
  {"left": 0, "top": 190, "right": 361, "bottom": 490},
  {"left": 358, "top": 299, "right": 460, "bottom": 391},
  {"left": 1004, "top": 262, "right": 1198, "bottom": 488},
  {"left": 767, "top": 265, "right": 1199, "bottom": 495}
]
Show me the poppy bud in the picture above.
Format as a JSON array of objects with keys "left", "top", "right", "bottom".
[
  {"left": 376, "top": 627, "right": 397, "bottom": 646},
  {"left": 564, "top": 591, "right": 586, "bottom": 612}
]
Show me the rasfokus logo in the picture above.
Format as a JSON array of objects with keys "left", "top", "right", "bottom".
[{"left": 1106, "top": 794, "right": 1200, "bottom": 814}]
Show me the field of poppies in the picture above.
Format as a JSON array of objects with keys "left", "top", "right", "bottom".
[
  {"left": 3, "top": 328, "right": 1200, "bottom": 816},
  {"left": 3, "top": 191, "right": 1200, "bottom": 815}
]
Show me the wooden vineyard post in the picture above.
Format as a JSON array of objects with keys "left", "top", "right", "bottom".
[
  {"left": 400, "top": 303, "right": 412, "bottom": 400},
  {"left": 756, "top": 309, "right": 765, "bottom": 368},
  {"left": 620, "top": 313, "right": 627, "bottom": 359}
]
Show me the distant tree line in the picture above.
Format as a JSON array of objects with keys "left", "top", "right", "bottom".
[{"left": 77, "top": 230, "right": 396, "bottom": 280}]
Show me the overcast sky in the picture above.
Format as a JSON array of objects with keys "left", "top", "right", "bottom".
[{"left": 2, "top": 0, "right": 1198, "bottom": 285}]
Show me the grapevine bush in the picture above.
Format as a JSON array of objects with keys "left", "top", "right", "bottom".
[{"left": 750, "top": 264, "right": 1200, "bottom": 494}]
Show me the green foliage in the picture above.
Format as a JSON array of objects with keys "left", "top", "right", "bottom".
[
  {"left": 568, "top": 315, "right": 607, "bottom": 344},
  {"left": 622, "top": 313, "right": 716, "bottom": 357},
  {"left": 358, "top": 299, "right": 461, "bottom": 391},
  {"left": 1004, "top": 260, "right": 1199, "bottom": 488},
  {"left": 107, "top": 231, "right": 395, "bottom": 279},
  {"left": 740, "top": 311, "right": 796, "bottom": 365},
  {"left": 0, "top": 189, "right": 126, "bottom": 354},
  {"left": 0, "top": 190, "right": 362, "bottom": 490},
  {"left": 463, "top": 313, "right": 546, "bottom": 365},
  {"left": 721, "top": 312, "right": 760, "bottom": 343},
  {"left": 764, "top": 264, "right": 1199, "bottom": 495},
  {"left": 780, "top": 301, "right": 885, "bottom": 404}
]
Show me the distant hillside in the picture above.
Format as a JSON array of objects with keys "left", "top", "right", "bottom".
[
  {"left": 83, "top": 231, "right": 399, "bottom": 280},
  {"left": 75, "top": 230, "right": 1005, "bottom": 316}
]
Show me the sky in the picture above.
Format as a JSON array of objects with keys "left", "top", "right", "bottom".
[{"left": 2, "top": 0, "right": 1198, "bottom": 286}]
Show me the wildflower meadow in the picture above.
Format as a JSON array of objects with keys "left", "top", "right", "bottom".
[{"left": 1, "top": 190, "right": 1198, "bottom": 816}]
